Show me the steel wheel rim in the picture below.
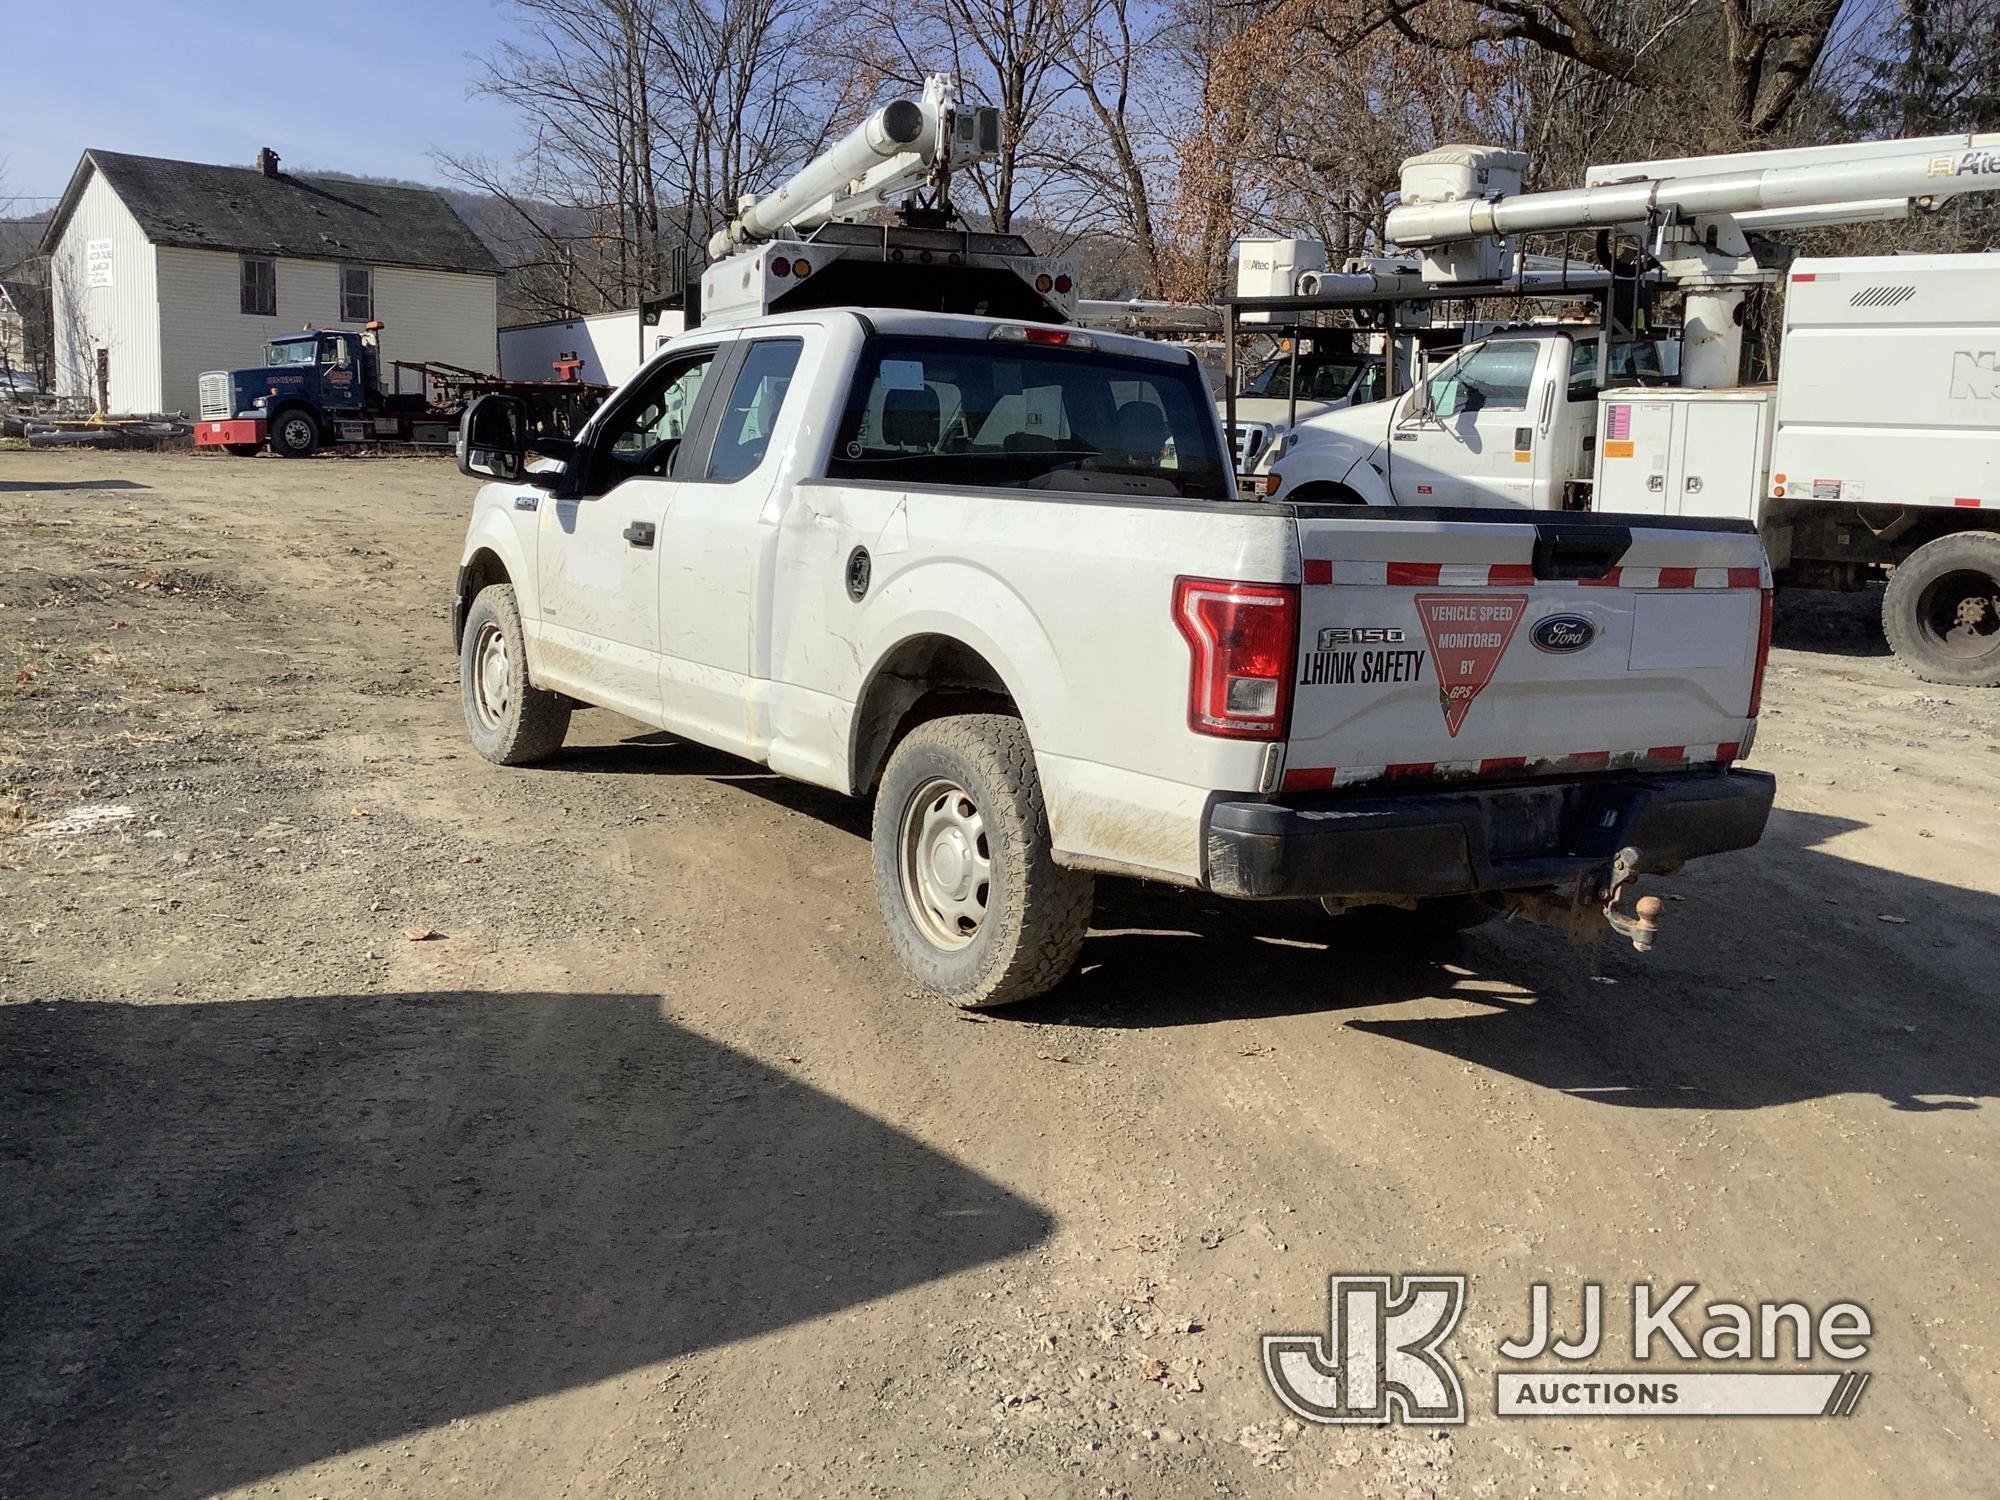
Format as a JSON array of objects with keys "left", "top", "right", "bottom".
[
  {"left": 1916, "top": 568, "right": 2000, "bottom": 660},
  {"left": 898, "top": 776, "right": 992, "bottom": 952},
  {"left": 472, "top": 621, "right": 511, "bottom": 728},
  {"left": 282, "top": 417, "right": 312, "bottom": 451}
]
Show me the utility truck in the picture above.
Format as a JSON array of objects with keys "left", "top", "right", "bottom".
[
  {"left": 448, "top": 78, "right": 1776, "bottom": 1007},
  {"left": 1254, "top": 133, "right": 2000, "bottom": 686}
]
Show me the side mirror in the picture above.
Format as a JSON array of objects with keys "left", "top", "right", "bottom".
[{"left": 458, "top": 394, "right": 526, "bottom": 481}]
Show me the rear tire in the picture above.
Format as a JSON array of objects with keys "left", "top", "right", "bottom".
[
  {"left": 270, "top": 407, "right": 320, "bottom": 459},
  {"left": 459, "top": 584, "right": 571, "bottom": 765},
  {"left": 1882, "top": 532, "right": 2000, "bottom": 687},
  {"left": 872, "top": 713, "right": 1094, "bottom": 1008}
]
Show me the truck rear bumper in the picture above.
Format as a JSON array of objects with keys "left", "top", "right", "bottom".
[
  {"left": 194, "top": 418, "right": 266, "bottom": 447},
  {"left": 1201, "top": 768, "right": 1775, "bottom": 900}
]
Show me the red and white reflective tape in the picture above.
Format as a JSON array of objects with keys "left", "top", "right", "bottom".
[
  {"left": 1281, "top": 741, "right": 1742, "bottom": 794},
  {"left": 1301, "top": 561, "right": 1765, "bottom": 589}
]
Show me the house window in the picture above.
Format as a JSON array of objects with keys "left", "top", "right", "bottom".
[
  {"left": 240, "top": 256, "right": 276, "bottom": 316},
  {"left": 340, "top": 265, "right": 373, "bottom": 322}
]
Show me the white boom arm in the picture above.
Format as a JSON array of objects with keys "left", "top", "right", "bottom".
[
  {"left": 1385, "top": 132, "right": 2000, "bottom": 389},
  {"left": 1387, "top": 133, "right": 2000, "bottom": 245},
  {"left": 707, "top": 75, "right": 1000, "bottom": 259}
]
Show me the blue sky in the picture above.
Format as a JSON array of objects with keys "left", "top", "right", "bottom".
[{"left": 1, "top": 0, "right": 530, "bottom": 207}]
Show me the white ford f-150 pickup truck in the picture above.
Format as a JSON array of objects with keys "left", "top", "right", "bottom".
[{"left": 451, "top": 306, "right": 1776, "bottom": 1006}]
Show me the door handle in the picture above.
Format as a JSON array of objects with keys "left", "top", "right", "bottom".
[{"left": 623, "top": 521, "right": 656, "bottom": 548}]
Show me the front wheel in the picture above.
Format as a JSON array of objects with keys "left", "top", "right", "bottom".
[
  {"left": 224, "top": 443, "right": 261, "bottom": 458},
  {"left": 872, "top": 714, "right": 1094, "bottom": 1008},
  {"left": 459, "top": 583, "right": 571, "bottom": 765},
  {"left": 270, "top": 407, "right": 320, "bottom": 458},
  {"left": 1882, "top": 532, "right": 2000, "bottom": 687}
]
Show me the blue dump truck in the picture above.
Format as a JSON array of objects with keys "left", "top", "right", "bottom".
[{"left": 196, "top": 322, "right": 606, "bottom": 458}]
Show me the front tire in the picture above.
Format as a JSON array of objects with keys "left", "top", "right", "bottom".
[
  {"left": 459, "top": 584, "right": 570, "bottom": 765},
  {"left": 872, "top": 714, "right": 1094, "bottom": 1008},
  {"left": 270, "top": 407, "right": 320, "bottom": 458},
  {"left": 1882, "top": 532, "right": 2000, "bottom": 687},
  {"left": 225, "top": 443, "right": 261, "bottom": 458}
]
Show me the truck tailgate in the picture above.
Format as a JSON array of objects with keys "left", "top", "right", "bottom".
[{"left": 1283, "top": 510, "right": 1768, "bottom": 791}]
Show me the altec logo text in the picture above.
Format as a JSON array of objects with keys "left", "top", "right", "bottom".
[{"left": 1264, "top": 1276, "right": 1873, "bottom": 1425}]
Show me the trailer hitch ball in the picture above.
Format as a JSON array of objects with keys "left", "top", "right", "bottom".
[{"left": 1602, "top": 892, "right": 1665, "bottom": 953}]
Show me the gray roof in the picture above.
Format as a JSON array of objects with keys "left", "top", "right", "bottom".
[{"left": 40, "top": 150, "right": 500, "bottom": 276}]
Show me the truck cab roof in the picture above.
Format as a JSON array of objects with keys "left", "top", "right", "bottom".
[{"left": 670, "top": 306, "right": 1199, "bottom": 368}]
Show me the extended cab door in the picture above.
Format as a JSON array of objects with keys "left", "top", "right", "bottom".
[
  {"left": 533, "top": 339, "right": 729, "bottom": 722},
  {"left": 652, "top": 331, "right": 809, "bottom": 754},
  {"left": 1387, "top": 339, "right": 1551, "bottom": 508}
]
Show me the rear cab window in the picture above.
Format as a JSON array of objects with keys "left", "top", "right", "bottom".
[{"left": 826, "top": 334, "right": 1229, "bottom": 499}]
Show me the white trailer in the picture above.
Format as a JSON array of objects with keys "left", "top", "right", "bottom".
[{"left": 498, "top": 308, "right": 686, "bottom": 389}]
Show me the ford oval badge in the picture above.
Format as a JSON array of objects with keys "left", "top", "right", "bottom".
[{"left": 1531, "top": 613, "right": 1596, "bottom": 654}]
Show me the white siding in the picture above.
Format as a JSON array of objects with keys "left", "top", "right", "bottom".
[
  {"left": 156, "top": 250, "right": 499, "bottom": 415},
  {"left": 49, "top": 169, "right": 162, "bottom": 413}
]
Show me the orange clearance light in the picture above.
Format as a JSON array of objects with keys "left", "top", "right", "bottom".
[
  {"left": 791, "top": 258, "right": 812, "bottom": 277},
  {"left": 1035, "top": 273, "right": 1054, "bottom": 293}
]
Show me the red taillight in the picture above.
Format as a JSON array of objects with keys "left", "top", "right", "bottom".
[
  {"left": 1748, "top": 586, "right": 1774, "bottom": 718},
  {"left": 1173, "top": 576, "right": 1298, "bottom": 740},
  {"left": 1054, "top": 274, "right": 1073, "bottom": 294},
  {"left": 1023, "top": 326, "right": 1071, "bottom": 345}
]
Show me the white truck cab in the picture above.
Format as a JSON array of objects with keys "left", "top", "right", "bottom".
[{"left": 1261, "top": 331, "right": 1617, "bottom": 509}]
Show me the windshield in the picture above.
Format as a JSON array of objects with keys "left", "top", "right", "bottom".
[
  {"left": 827, "top": 335, "right": 1229, "bottom": 500},
  {"left": 266, "top": 340, "right": 319, "bottom": 367},
  {"left": 1243, "top": 355, "right": 1366, "bottom": 401}
]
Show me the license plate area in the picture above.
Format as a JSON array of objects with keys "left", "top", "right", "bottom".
[{"left": 1480, "top": 786, "right": 1568, "bottom": 861}]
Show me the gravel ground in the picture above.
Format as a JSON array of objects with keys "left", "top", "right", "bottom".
[{"left": 2, "top": 449, "right": 1996, "bottom": 1499}]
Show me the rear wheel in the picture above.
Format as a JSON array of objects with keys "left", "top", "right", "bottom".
[
  {"left": 459, "top": 584, "right": 570, "bottom": 765},
  {"left": 1882, "top": 532, "right": 2000, "bottom": 687},
  {"left": 872, "top": 713, "right": 1094, "bottom": 1008},
  {"left": 270, "top": 407, "right": 320, "bottom": 459}
]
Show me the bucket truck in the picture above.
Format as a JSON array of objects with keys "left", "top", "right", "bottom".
[
  {"left": 444, "top": 79, "right": 1777, "bottom": 1009},
  {"left": 1254, "top": 132, "right": 2000, "bottom": 686}
]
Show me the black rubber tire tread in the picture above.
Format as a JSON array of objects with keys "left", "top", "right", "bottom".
[
  {"left": 270, "top": 407, "right": 320, "bottom": 459},
  {"left": 459, "top": 584, "right": 571, "bottom": 766},
  {"left": 1881, "top": 531, "right": 2000, "bottom": 688},
  {"left": 871, "top": 713, "right": 1095, "bottom": 1009},
  {"left": 224, "top": 444, "right": 261, "bottom": 458}
]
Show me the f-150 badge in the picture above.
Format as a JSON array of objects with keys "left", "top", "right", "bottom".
[{"left": 1414, "top": 594, "right": 1529, "bottom": 736}]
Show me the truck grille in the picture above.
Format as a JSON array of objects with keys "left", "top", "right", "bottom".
[
  {"left": 1231, "top": 421, "right": 1275, "bottom": 469},
  {"left": 198, "top": 372, "right": 232, "bottom": 421}
]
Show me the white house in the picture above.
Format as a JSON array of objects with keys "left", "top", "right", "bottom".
[{"left": 41, "top": 148, "right": 500, "bottom": 416}]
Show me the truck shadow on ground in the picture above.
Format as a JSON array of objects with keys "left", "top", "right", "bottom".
[
  {"left": 550, "top": 733, "right": 1997, "bottom": 1113},
  {"left": 1029, "top": 806, "right": 1996, "bottom": 1114},
  {"left": 0, "top": 478, "right": 151, "bottom": 493},
  {"left": 0, "top": 991, "right": 1049, "bottom": 1500},
  {"left": 1773, "top": 584, "right": 1892, "bottom": 659}
]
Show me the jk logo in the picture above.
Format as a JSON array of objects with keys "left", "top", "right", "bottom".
[{"left": 1263, "top": 1274, "right": 1468, "bottom": 1425}]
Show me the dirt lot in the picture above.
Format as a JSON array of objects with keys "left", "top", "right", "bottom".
[{"left": 2, "top": 448, "right": 1996, "bottom": 1499}]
